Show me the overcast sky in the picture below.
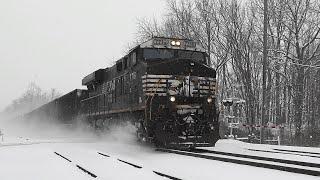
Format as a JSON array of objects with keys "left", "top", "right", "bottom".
[{"left": 0, "top": 0, "right": 166, "bottom": 111}]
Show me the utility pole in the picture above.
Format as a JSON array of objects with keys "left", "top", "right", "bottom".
[{"left": 261, "top": 0, "right": 268, "bottom": 144}]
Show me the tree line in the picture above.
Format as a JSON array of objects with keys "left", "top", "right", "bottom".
[
  {"left": 2, "top": 82, "right": 61, "bottom": 119},
  {"left": 136, "top": 0, "right": 320, "bottom": 146}
]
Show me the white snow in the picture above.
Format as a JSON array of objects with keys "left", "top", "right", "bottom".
[
  {"left": 203, "top": 139, "right": 320, "bottom": 164},
  {"left": 0, "top": 145, "right": 90, "bottom": 180},
  {"left": 0, "top": 120, "right": 320, "bottom": 180}
]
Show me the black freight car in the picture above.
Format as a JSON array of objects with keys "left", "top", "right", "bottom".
[
  {"left": 81, "top": 37, "right": 220, "bottom": 148},
  {"left": 24, "top": 89, "right": 88, "bottom": 124}
]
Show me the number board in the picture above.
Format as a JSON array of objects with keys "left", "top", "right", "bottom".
[
  {"left": 153, "top": 38, "right": 169, "bottom": 46},
  {"left": 185, "top": 41, "right": 196, "bottom": 48}
]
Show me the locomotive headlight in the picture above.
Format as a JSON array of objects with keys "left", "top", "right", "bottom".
[
  {"left": 207, "top": 97, "right": 213, "bottom": 103},
  {"left": 171, "top": 40, "right": 176, "bottom": 46},
  {"left": 170, "top": 96, "right": 176, "bottom": 102},
  {"left": 175, "top": 41, "right": 181, "bottom": 46}
]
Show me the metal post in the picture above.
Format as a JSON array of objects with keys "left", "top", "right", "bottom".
[
  {"left": 230, "top": 127, "right": 233, "bottom": 137},
  {"left": 0, "top": 130, "right": 3, "bottom": 142}
]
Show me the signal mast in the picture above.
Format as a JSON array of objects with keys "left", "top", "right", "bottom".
[{"left": 222, "top": 98, "right": 246, "bottom": 138}]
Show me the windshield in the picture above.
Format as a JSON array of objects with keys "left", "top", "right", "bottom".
[
  {"left": 143, "top": 49, "right": 174, "bottom": 59},
  {"left": 177, "top": 51, "right": 205, "bottom": 63},
  {"left": 143, "top": 49, "right": 206, "bottom": 64}
]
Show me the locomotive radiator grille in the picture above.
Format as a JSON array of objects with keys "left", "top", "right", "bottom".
[{"left": 142, "top": 74, "right": 216, "bottom": 97}]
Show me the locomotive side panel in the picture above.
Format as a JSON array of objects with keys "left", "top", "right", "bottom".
[{"left": 81, "top": 48, "right": 147, "bottom": 125}]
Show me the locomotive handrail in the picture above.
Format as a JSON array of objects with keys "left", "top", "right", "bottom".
[
  {"left": 148, "top": 78, "right": 163, "bottom": 121},
  {"left": 80, "top": 93, "right": 104, "bottom": 102}
]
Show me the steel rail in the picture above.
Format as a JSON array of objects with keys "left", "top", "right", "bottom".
[
  {"left": 273, "top": 148, "right": 320, "bottom": 156},
  {"left": 248, "top": 148, "right": 320, "bottom": 159},
  {"left": 54, "top": 152, "right": 97, "bottom": 178},
  {"left": 97, "top": 152, "right": 182, "bottom": 180},
  {"left": 156, "top": 148, "right": 320, "bottom": 177},
  {"left": 192, "top": 148, "right": 320, "bottom": 168}
]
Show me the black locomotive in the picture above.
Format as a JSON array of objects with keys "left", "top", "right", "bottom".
[{"left": 24, "top": 37, "right": 220, "bottom": 148}]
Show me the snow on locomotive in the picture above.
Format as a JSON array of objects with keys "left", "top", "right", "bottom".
[{"left": 81, "top": 37, "right": 220, "bottom": 148}]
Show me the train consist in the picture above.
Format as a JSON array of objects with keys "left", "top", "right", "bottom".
[
  {"left": 24, "top": 89, "right": 88, "bottom": 124},
  {"left": 24, "top": 37, "right": 220, "bottom": 148}
]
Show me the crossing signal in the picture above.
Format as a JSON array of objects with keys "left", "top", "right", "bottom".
[{"left": 222, "top": 99, "right": 233, "bottom": 106}]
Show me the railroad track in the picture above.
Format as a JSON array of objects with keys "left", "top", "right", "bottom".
[
  {"left": 96, "top": 152, "right": 182, "bottom": 180},
  {"left": 54, "top": 152, "right": 97, "bottom": 178},
  {"left": 156, "top": 148, "right": 320, "bottom": 177},
  {"left": 54, "top": 151, "right": 181, "bottom": 180},
  {"left": 192, "top": 148, "right": 320, "bottom": 168},
  {"left": 272, "top": 148, "right": 320, "bottom": 156},
  {"left": 248, "top": 148, "right": 320, "bottom": 159}
]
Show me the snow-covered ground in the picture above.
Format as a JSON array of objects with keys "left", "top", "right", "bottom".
[
  {"left": 0, "top": 120, "right": 320, "bottom": 180},
  {"left": 203, "top": 139, "right": 320, "bottom": 164}
]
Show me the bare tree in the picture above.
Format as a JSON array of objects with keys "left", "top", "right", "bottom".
[
  {"left": 2, "top": 82, "right": 61, "bottom": 118},
  {"left": 135, "top": 0, "right": 320, "bottom": 145}
]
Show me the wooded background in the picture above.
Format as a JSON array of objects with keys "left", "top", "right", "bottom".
[
  {"left": 2, "top": 82, "right": 61, "bottom": 119},
  {"left": 136, "top": 0, "right": 320, "bottom": 146}
]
